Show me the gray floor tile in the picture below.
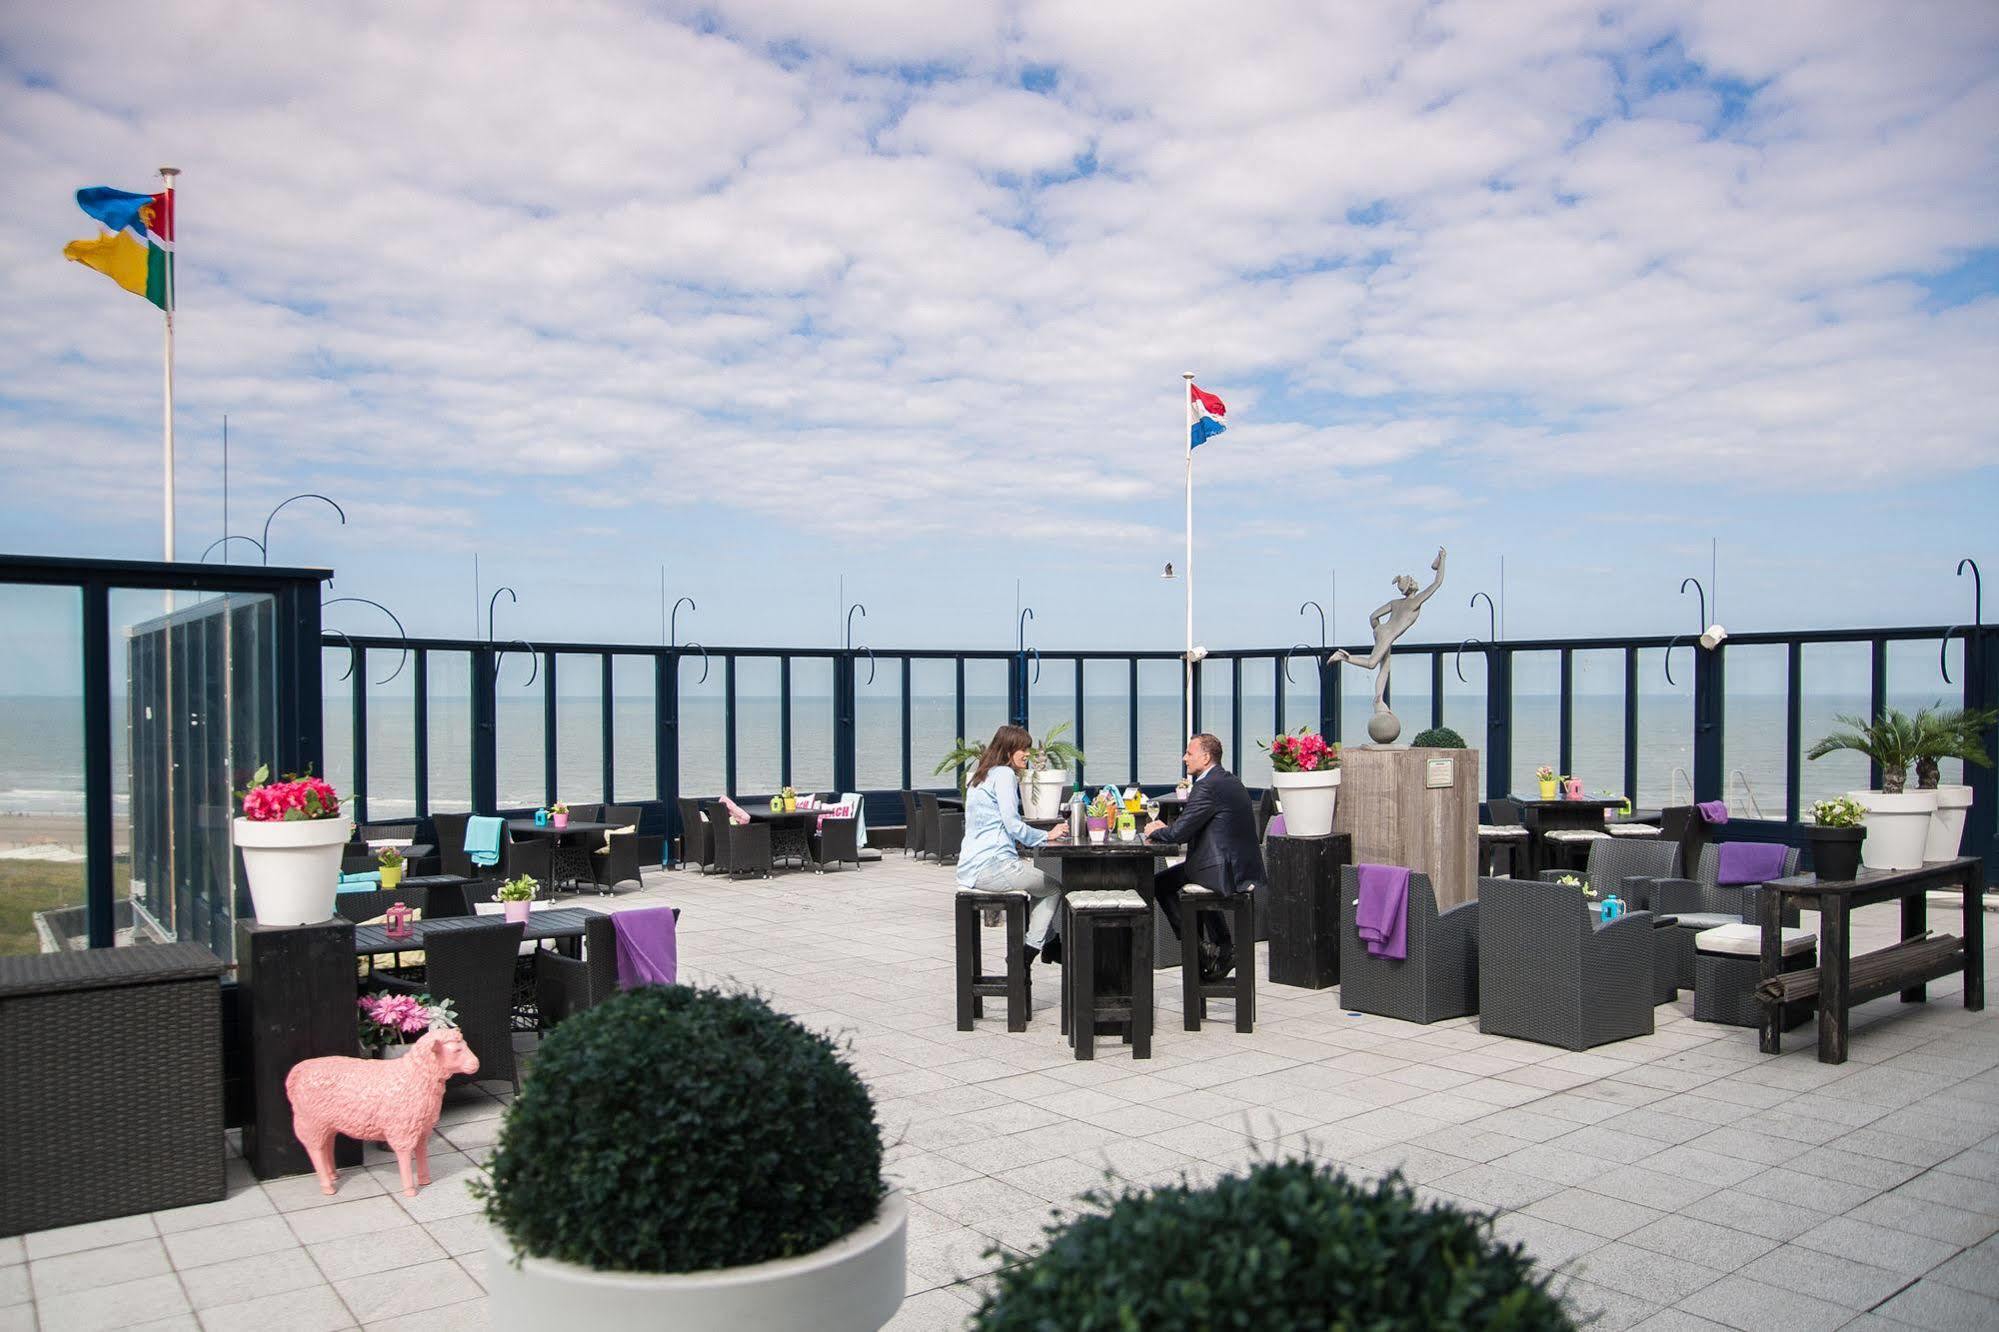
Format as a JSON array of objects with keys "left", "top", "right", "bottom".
[
  {"left": 1678, "top": 1188, "right": 1831, "bottom": 1243},
  {"left": 1928, "top": 1235, "right": 1999, "bottom": 1298},
  {"left": 1523, "top": 1188, "right": 1668, "bottom": 1239},
  {"left": 197, "top": 1284, "right": 357, "bottom": 1332},
  {"left": 33, "top": 1273, "right": 189, "bottom": 1332},
  {"left": 1875, "top": 1276, "right": 1999, "bottom": 1329},
  {"left": 28, "top": 1239, "right": 169, "bottom": 1300},
  {"left": 1848, "top": 1191, "right": 1999, "bottom": 1247},
  {"left": 1735, "top": 1244, "right": 1909, "bottom": 1309},
  {"left": 1789, "top": 1214, "right": 1961, "bottom": 1276},
  {"left": 1623, "top": 1214, "right": 1777, "bottom": 1273},
  {"left": 1672, "top": 1274, "right": 1852, "bottom": 1332},
  {"left": 1566, "top": 1244, "right": 1727, "bottom": 1304},
  {"left": 177, "top": 1245, "right": 324, "bottom": 1310}
]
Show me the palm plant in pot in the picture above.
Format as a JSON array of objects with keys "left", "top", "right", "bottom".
[
  {"left": 1806, "top": 710, "right": 1932, "bottom": 870},
  {"left": 1022, "top": 722, "right": 1086, "bottom": 820},
  {"left": 1806, "top": 795, "right": 1867, "bottom": 882},
  {"left": 478, "top": 985, "right": 901, "bottom": 1332},
  {"left": 972, "top": 1159, "right": 1571, "bottom": 1330},
  {"left": 1260, "top": 727, "right": 1340, "bottom": 837},
  {"left": 933, "top": 738, "right": 984, "bottom": 794},
  {"left": 1911, "top": 704, "right": 1997, "bottom": 861}
]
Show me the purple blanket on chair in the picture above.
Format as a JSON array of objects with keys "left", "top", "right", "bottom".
[
  {"left": 1354, "top": 864, "right": 1410, "bottom": 961},
  {"left": 1715, "top": 843, "right": 1788, "bottom": 886},
  {"left": 612, "top": 907, "right": 679, "bottom": 988},
  {"left": 1696, "top": 800, "right": 1729, "bottom": 825}
]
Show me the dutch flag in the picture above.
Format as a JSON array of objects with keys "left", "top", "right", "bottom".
[{"left": 1188, "top": 382, "right": 1226, "bottom": 448}]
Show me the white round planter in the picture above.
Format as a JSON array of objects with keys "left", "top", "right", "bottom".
[
  {"left": 1851, "top": 790, "right": 1939, "bottom": 872},
  {"left": 1924, "top": 784, "right": 1973, "bottom": 862},
  {"left": 233, "top": 816, "right": 350, "bottom": 926},
  {"left": 1270, "top": 768, "right": 1341, "bottom": 838},
  {"left": 1023, "top": 769, "right": 1070, "bottom": 821},
  {"left": 486, "top": 1190, "right": 908, "bottom": 1332}
]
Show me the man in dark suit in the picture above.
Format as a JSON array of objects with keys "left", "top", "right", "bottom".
[{"left": 1144, "top": 733, "right": 1267, "bottom": 981}]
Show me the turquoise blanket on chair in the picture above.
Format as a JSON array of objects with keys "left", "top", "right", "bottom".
[{"left": 466, "top": 816, "right": 505, "bottom": 868}]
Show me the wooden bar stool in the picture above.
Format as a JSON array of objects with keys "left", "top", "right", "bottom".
[
  {"left": 954, "top": 887, "right": 1031, "bottom": 1032},
  {"left": 1180, "top": 885, "right": 1256, "bottom": 1033},
  {"left": 1059, "top": 890, "right": 1153, "bottom": 1061}
]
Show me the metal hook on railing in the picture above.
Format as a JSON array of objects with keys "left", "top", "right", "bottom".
[
  {"left": 1470, "top": 592, "right": 1497, "bottom": 644},
  {"left": 322, "top": 596, "right": 411, "bottom": 685},
  {"left": 1681, "top": 576, "right": 1707, "bottom": 633},
  {"left": 324, "top": 630, "right": 358, "bottom": 682},
  {"left": 1016, "top": 606, "right": 1035, "bottom": 654},
  {"left": 678, "top": 641, "right": 710, "bottom": 685},
  {"left": 844, "top": 603, "right": 867, "bottom": 652},
  {"left": 261, "top": 494, "right": 345, "bottom": 565},
  {"left": 1664, "top": 635, "right": 1687, "bottom": 687},
  {"left": 670, "top": 596, "right": 696, "bottom": 649},
  {"left": 1298, "top": 600, "right": 1327, "bottom": 652},
  {"left": 1943, "top": 558, "right": 1984, "bottom": 684},
  {"left": 1280, "top": 642, "right": 1320, "bottom": 684},
  {"left": 857, "top": 646, "right": 877, "bottom": 687},
  {"left": 487, "top": 587, "right": 516, "bottom": 644},
  {"left": 493, "top": 638, "right": 540, "bottom": 688},
  {"left": 1026, "top": 647, "right": 1042, "bottom": 686},
  {"left": 200, "top": 534, "right": 265, "bottom": 562},
  {"left": 1454, "top": 637, "right": 1486, "bottom": 684}
]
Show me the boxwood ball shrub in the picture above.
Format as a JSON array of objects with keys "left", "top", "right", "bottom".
[
  {"left": 974, "top": 1160, "right": 1572, "bottom": 1331},
  {"left": 1411, "top": 725, "right": 1468, "bottom": 749},
  {"left": 480, "top": 985, "right": 884, "bottom": 1273}
]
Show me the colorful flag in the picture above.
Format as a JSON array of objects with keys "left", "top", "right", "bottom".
[
  {"left": 1189, "top": 381, "right": 1227, "bottom": 447},
  {"left": 63, "top": 186, "right": 174, "bottom": 309}
]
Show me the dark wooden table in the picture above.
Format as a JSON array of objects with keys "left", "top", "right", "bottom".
[
  {"left": 1516, "top": 797, "right": 1620, "bottom": 876},
  {"left": 504, "top": 820, "right": 614, "bottom": 889},
  {"left": 353, "top": 907, "right": 596, "bottom": 958},
  {"left": 1758, "top": 858, "right": 1984, "bottom": 1063},
  {"left": 742, "top": 807, "right": 821, "bottom": 865},
  {"left": 1033, "top": 840, "right": 1181, "bottom": 1021}
]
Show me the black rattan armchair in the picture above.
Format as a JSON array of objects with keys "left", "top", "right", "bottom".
[
  {"left": 534, "top": 907, "right": 684, "bottom": 1030},
  {"left": 374, "top": 919, "right": 526, "bottom": 1090},
  {"left": 1646, "top": 843, "right": 1802, "bottom": 987},
  {"left": 1338, "top": 868, "right": 1479, "bottom": 1024},
  {"left": 920, "top": 793, "right": 962, "bottom": 862},
  {"left": 1478, "top": 876, "right": 1654, "bottom": 1050},
  {"left": 809, "top": 816, "right": 861, "bottom": 872},
  {"left": 705, "top": 805, "right": 773, "bottom": 880},
  {"left": 502, "top": 831, "right": 554, "bottom": 895},
  {"left": 1536, "top": 837, "right": 1682, "bottom": 907},
  {"left": 430, "top": 812, "right": 474, "bottom": 879},
  {"left": 676, "top": 797, "right": 714, "bottom": 871},
  {"left": 902, "top": 790, "right": 929, "bottom": 858}
]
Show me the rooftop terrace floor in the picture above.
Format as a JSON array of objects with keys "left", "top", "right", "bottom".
[{"left": 6, "top": 855, "right": 1999, "bottom": 1330}]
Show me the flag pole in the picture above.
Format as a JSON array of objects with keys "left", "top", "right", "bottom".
[
  {"left": 159, "top": 166, "right": 179, "bottom": 562},
  {"left": 1182, "top": 371, "right": 1194, "bottom": 746}
]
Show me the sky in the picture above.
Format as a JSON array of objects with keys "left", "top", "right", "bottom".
[{"left": 2, "top": 0, "right": 1996, "bottom": 660}]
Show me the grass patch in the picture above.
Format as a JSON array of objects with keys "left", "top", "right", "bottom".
[{"left": 0, "top": 860, "right": 132, "bottom": 956}]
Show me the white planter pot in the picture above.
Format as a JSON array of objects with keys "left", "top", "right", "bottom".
[
  {"left": 1270, "top": 768, "right": 1341, "bottom": 838},
  {"left": 1925, "top": 784, "right": 1973, "bottom": 862},
  {"left": 1023, "top": 770, "right": 1070, "bottom": 821},
  {"left": 233, "top": 816, "right": 350, "bottom": 926},
  {"left": 486, "top": 1191, "right": 907, "bottom": 1332},
  {"left": 1852, "top": 790, "right": 1939, "bottom": 872}
]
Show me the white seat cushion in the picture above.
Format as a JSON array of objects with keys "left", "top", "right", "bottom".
[
  {"left": 1543, "top": 829, "right": 1610, "bottom": 843},
  {"left": 1478, "top": 824, "right": 1529, "bottom": 838},
  {"left": 1696, "top": 922, "right": 1814, "bottom": 958},
  {"left": 1606, "top": 825, "right": 1661, "bottom": 837},
  {"left": 1065, "top": 889, "right": 1147, "bottom": 911},
  {"left": 958, "top": 886, "right": 1028, "bottom": 900},
  {"left": 1673, "top": 912, "right": 1741, "bottom": 931}
]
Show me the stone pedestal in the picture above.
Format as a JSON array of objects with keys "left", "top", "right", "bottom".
[
  {"left": 236, "top": 919, "right": 362, "bottom": 1180},
  {"left": 1265, "top": 833, "right": 1352, "bottom": 989},
  {"left": 1331, "top": 746, "right": 1481, "bottom": 909}
]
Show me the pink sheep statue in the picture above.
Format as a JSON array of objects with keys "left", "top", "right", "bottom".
[{"left": 285, "top": 1027, "right": 480, "bottom": 1197}]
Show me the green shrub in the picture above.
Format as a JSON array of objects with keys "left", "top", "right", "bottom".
[
  {"left": 1411, "top": 725, "right": 1468, "bottom": 749},
  {"left": 479, "top": 985, "right": 884, "bottom": 1273},
  {"left": 973, "top": 1160, "right": 1572, "bottom": 1331}
]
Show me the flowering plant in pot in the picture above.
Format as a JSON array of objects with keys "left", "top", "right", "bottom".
[
  {"left": 1084, "top": 793, "right": 1114, "bottom": 843},
  {"left": 233, "top": 764, "right": 351, "bottom": 926},
  {"left": 478, "top": 985, "right": 901, "bottom": 1332},
  {"left": 1910, "top": 704, "right": 1997, "bottom": 861},
  {"left": 497, "top": 874, "right": 537, "bottom": 923},
  {"left": 1807, "top": 710, "right": 1933, "bottom": 870},
  {"left": 972, "top": 1160, "right": 1570, "bottom": 1331},
  {"left": 357, "top": 992, "right": 458, "bottom": 1057},
  {"left": 1806, "top": 796, "right": 1867, "bottom": 882},
  {"left": 547, "top": 800, "right": 570, "bottom": 830},
  {"left": 1535, "top": 764, "right": 1557, "bottom": 798},
  {"left": 1261, "top": 728, "right": 1341, "bottom": 837},
  {"left": 375, "top": 845, "right": 405, "bottom": 889},
  {"left": 1022, "top": 722, "right": 1087, "bottom": 820}
]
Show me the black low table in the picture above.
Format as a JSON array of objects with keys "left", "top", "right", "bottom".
[
  {"left": 354, "top": 906, "right": 596, "bottom": 959},
  {"left": 1517, "top": 797, "right": 1621, "bottom": 876},
  {"left": 743, "top": 807, "right": 820, "bottom": 865},
  {"left": 1034, "top": 840, "right": 1181, "bottom": 1025},
  {"left": 505, "top": 820, "right": 613, "bottom": 889},
  {"left": 1758, "top": 858, "right": 1984, "bottom": 1063}
]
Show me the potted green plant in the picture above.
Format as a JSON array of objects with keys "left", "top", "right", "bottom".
[
  {"left": 497, "top": 874, "right": 537, "bottom": 924},
  {"left": 1259, "top": 728, "right": 1340, "bottom": 836},
  {"left": 1807, "top": 795, "right": 1867, "bottom": 882},
  {"left": 1806, "top": 710, "right": 1933, "bottom": 869},
  {"left": 548, "top": 800, "right": 570, "bottom": 830},
  {"left": 479, "top": 986, "right": 902, "bottom": 1331},
  {"left": 1084, "top": 791, "right": 1114, "bottom": 843},
  {"left": 933, "top": 739, "right": 984, "bottom": 794},
  {"left": 1410, "top": 725, "right": 1466, "bottom": 749},
  {"left": 1023, "top": 722, "right": 1087, "bottom": 820},
  {"left": 375, "top": 844, "right": 405, "bottom": 890},
  {"left": 233, "top": 765, "right": 351, "bottom": 926},
  {"left": 1911, "top": 704, "right": 1998, "bottom": 861},
  {"left": 1536, "top": 764, "right": 1557, "bottom": 799},
  {"left": 357, "top": 992, "right": 456, "bottom": 1058},
  {"left": 971, "top": 1160, "right": 1571, "bottom": 1330}
]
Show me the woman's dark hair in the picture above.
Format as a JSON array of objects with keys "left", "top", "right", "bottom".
[{"left": 969, "top": 724, "right": 1034, "bottom": 789}]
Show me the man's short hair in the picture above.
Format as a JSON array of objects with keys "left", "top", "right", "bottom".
[{"left": 1192, "top": 732, "right": 1223, "bottom": 765}]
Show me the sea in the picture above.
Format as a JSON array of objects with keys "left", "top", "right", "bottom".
[{"left": 0, "top": 690, "right": 1961, "bottom": 829}]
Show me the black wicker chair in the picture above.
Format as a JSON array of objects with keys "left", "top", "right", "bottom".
[
  {"left": 1338, "top": 868, "right": 1479, "bottom": 1024},
  {"left": 920, "top": 793, "right": 963, "bottom": 862},
  {"left": 375, "top": 919, "right": 526, "bottom": 1090},
  {"left": 676, "top": 797, "right": 714, "bottom": 871},
  {"left": 1645, "top": 844, "right": 1802, "bottom": 989},
  {"left": 705, "top": 805, "right": 773, "bottom": 880},
  {"left": 502, "top": 830, "right": 555, "bottom": 896},
  {"left": 1536, "top": 837, "right": 1682, "bottom": 906},
  {"left": 808, "top": 815, "right": 861, "bottom": 872},
  {"left": 586, "top": 805, "right": 646, "bottom": 895},
  {"left": 1477, "top": 875, "right": 1655, "bottom": 1050},
  {"left": 430, "top": 812, "right": 475, "bottom": 879},
  {"left": 567, "top": 803, "right": 604, "bottom": 825},
  {"left": 533, "top": 907, "right": 683, "bottom": 1031},
  {"left": 902, "top": 790, "right": 930, "bottom": 858},
  {"left": 1256, "top": 789, "right": 1279, "bottom": 841}
]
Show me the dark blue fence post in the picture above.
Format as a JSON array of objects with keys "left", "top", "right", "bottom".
[
  {"left": 351, "top": 646, "right": 369, "bottom": 824},
  {"left": 601, "top": 655, "right": 615, "bottom": 804},
  {"left": 412, "top": 648, "right": 429, "bottom": 817},
  {"left": 900, "top": 657, "right": 913, "bottom": 789},
  {"left": 1693, "top": 643, "right": 1724, "bottom": 806},
  {"left": 780, "top": 656, "right": 794, "bottom": 788},
  {"left": 471, "top": 647, "right": 497, "bottom": 814},
  {"left": 656, "top": 653, "right": 679, "bottom": 861},
  {"left": 1557, "top": 647, "right": 1574, "bottom": 778},
  {"left": 1127, "top": 658, "right": 1139, "bottom": 784},
  {"left": 833, "top": 651, "right": 857, "bottom": 796},
  {"left": 81, "top": 581, "right": 114, "bottom": 948},
  {"left": 724, "top": 654, "right": 738, "bottom": 796},
  {"left": 1966, "top": 626, "right": 1997, "bottom": 875},
  {"left": 542, "top": 650, "right": 558, "bottom": 807},
  {"left": 1431, "top": 653, "right": 1445, "bottom": 731},
  {"left": 1486, "top": 647, "right": 1512, "bottom": 799},
  {"left": 1073, "top": 658, "right": 1086, "bottom": 787},
  {"left": 1320, "top": 658, "right": 1337, "bottom": 742},
  {"left": 1622, "top": 648, "right": 1639, "bottom": 810}
]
